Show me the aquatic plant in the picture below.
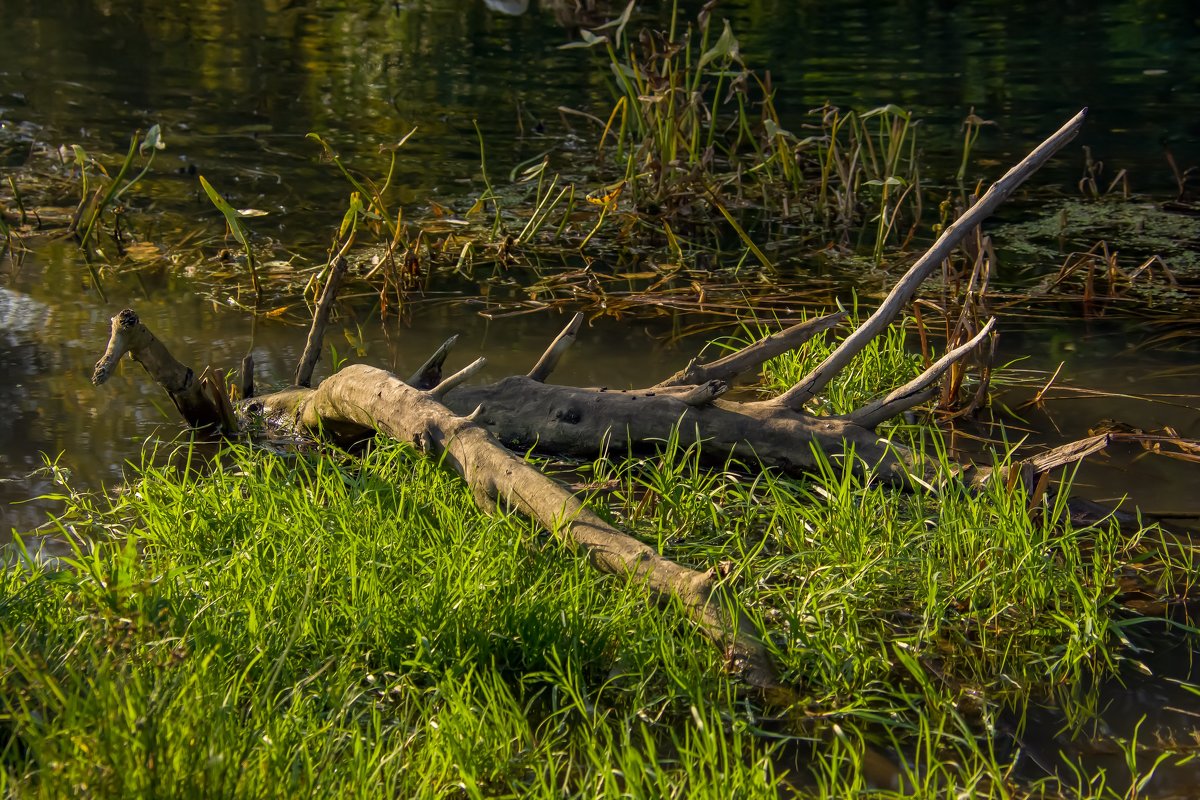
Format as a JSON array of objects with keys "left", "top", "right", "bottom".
[
  {"left": 68, "top": 125, "right": 164, "bottom": 253},
  {"left": 198, "top": 175, "right": 263, "bottom": 306}
]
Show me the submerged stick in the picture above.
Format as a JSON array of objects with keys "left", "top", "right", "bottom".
[
  {"left": 295, "top": 254, "right": 350, "bottom": 388},
  {"left": 772, "top": 109, "right": 1088, "bottom": 411},
  {"left": 239, "top": 353, "right": 255, "bottom": 400}
]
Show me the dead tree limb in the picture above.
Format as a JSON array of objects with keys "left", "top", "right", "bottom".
[
  {"left": 91, "top": 309, "right": 235, "bottom": 432},
  {"left": 655, "top": 311, "right": 846, "bottom": 388},
  {"left": 286, "top": 364, "right": 784, "bottom": 694},
  {"left": 847, "top": 319, "right": 997, "bottom": 429},
  {"left": 769, "top": 109, "right": 1087, "bottom": 412},
  {"left": 528, "top": 312, "right": 584, "bottom": 382},
  {"left": 294, "top": 254, "right": 350, "bottom": 388},
  {"left": 91, "top": 111, "right": 1104, "bottom": 699},
  {"left": 408, "top": 335, "right": 460, "bottom": 390}
]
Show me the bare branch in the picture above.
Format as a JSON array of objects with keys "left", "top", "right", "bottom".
[
  {"left": 528, "top": 312, "right": 584, "bottom": 382},
  {"left": 848, "top": 319, "right": 996, "bottom": 429},
  {"left": 407, "top": 335, "right": 460, "bottom": 390},
  {"left": 92, "top": 309, "right": 233, "bottom": 432},
  {"left": 655, "top": 312, "right": 846, "bottom": 388},
  {"left": 771, "top": 109, "right": 1087, "bottom": 411},
  {"left": 678, "top": 379, "right": 730, "bottom": 407},
  {"left": 294, "top": 254, "right": 350, "bottom": 388},
  {"left": 430, "top": 357, "right": 487, "bottom": 400}
]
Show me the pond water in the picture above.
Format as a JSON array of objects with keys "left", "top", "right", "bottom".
[{"left": 2, "top": 0, "right": 1200, "bottom": 790}]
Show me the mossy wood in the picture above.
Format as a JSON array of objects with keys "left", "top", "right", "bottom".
[{"left": 92, "top": 111, "right": 1094, "bottom": 694}]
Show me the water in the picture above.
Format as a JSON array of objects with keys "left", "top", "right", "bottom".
[
  {"left": 2, "top": 0, "right": 1199, "bottom": 788},
  {"left": 2, "top": 0, "right": 1196, "bottom": 523}
]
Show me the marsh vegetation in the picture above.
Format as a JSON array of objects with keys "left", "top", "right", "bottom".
[{"left": 3, "top": 1, "right": 1200, "bottom": 797}]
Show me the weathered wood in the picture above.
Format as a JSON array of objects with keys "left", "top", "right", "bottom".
[
  {"left": 441, "top": 377, "right": 920, "bottom": 482},
  {"left": 91, "top": 309, "right": 234, "bottom": 432},
  {"left": 528, "top": 312, "right": 584, "bottom": 382},
  {"left": 771, "top": 109, "right": 1087, "bottom": 411},
  {"left": 294, "top": 255, "right": 350, "bottom": 388},
  {"left": 847, "top": 319, "right": 996, "bottom": 429},
  {"left": 262, "top": 364, "right": 787, "bottom": 697},
  {"left": 654, "top": 311, "right": 846, "bottom": 388}
]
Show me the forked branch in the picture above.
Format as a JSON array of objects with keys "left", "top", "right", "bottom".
[
  {"left": 770, "top": 108, "right": 1087, "bottom": 411},
  {"left": 848, "top": 319, "right": 997, "bottom": 429}
]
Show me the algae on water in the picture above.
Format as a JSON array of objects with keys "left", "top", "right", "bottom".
[{"left": 995, "top": 197, "right": 1200, "bottom": 275}]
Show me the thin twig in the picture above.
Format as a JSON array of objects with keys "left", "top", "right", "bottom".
[{"left": 294, "top": 248, "right": 352, "bottom": 388}]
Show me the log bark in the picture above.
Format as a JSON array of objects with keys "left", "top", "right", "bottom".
[
  {"left": 439, "top": 377, "right": 923, "bottom": 483},
  {"left": 261, "top": 365, "right": 790, "bottom": 698}
]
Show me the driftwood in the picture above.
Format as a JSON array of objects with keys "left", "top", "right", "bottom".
[{"left": 92, "top": 110, "right": 1095, "bottom": 693}]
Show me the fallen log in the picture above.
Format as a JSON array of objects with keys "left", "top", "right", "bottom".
[
  {"left": 92, "top": 109, "right": 1093, "bottom": 695},
  {"left": 94, "top": 324, "right": 787, "bottom": 697}
]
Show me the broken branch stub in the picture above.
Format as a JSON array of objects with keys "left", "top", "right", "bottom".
[
  {"left": 528, "top": 312, "right": 584, "bottom": 383},
  {"left": 92, "top": 309, "right": 235, "bottom": 433}
]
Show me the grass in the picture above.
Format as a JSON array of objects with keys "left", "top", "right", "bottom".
[{"left": 4, "top": 324, "right": 1198, "bottom": 797}]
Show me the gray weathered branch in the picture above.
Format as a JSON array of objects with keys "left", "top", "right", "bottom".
[
  {"left": 408, "top": 335, "right": 460, "bottom": 390},
  {"left": 656, "top": 312, "right": 846, "bottom": 388},
  {"left": 847, "top": 319, "right": 997, "bottom": 429},
  {"left": 528, "top": 312, "right": 584, "bottom": 383},
  {"left": 295, "top": 254, "right": 350, "bottom": 388},
  {"left": 770, "top": 108, "right": 1087, "bottom": 411}
]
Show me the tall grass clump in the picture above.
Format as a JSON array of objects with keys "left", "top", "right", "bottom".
[
  {"left": 1, "top": 441, "right": 789, "bottom": 798},
  {"left": 68, "top": 125, "right": 165, "bottom": 253},
  {"left": 568, "top": 3, "right": 923, "bottom": 259}
]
